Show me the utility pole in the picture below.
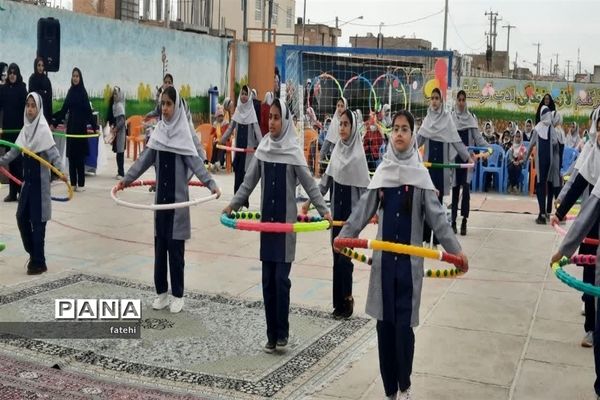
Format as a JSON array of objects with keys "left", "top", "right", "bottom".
[
  {"left": 335, "top": 16, "right": 338, "bottom": 29},
  {"left": 566, "top": 60, "right": 571, "bottom": 81},
  {"left": 267, "top": 0, "right": 273, "bottom": 42},
  {"left": 532, "top": 42, "right": 541, "bottom": 77},
  {"left": 502, "top": 23, "right": 516, "bottom": 76},
  {"left": 577, "top": 48, "right": 581, "bottom": 74},
  {"left": 302, "top": 0, "right": 306, "bottom": 45},
  {"left": 442, "top": 0, "right": 449, "bottom": 50},
  {"left": 242, "top": 0, "right": 247, "bottom": 41},
  {"left": 485, "top": 10, "right": 498, "bottom": 48},
  {"left": 553, "top": 53, "right": 559, "bottom": 76},
  {"left": 492, "top": 15, "right": 501, "bottom": 51}
]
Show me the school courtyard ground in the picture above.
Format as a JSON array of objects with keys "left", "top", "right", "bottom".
[{"left": 0, "top": 154, "right": 595, "bottom": 400}]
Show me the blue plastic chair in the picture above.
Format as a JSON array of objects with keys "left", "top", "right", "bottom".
[
  {"left": 561, "top": 147, "right": 579, "bottom": 177},
  {"left": 479, "top": 144, "right": 506, "bottom": 193}
]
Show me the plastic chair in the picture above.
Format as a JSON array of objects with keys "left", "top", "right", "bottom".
[
  {"left": 520, "top": 157, "right": 530, "bottom": 194},
  {"left": 126, "top": 115, "right": 145, "bottom": 160},
  {"left": 561, "top": 147, "right": 579, "bottom": 177},
  {"left": 196, "top": 123, "right": 213, "bottom": 163},
  {"left": 478, "top": 144, "right": 505, "bottom": 193}
]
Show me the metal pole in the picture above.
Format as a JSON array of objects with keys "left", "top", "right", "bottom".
[
  {"left": 442, "top": 0, "right": 448, "bottom": 50},
  {"left": 242, "top": 0, "right": 247, "bottom": 42},
  {"left": 267, "top": 0, "right": 273, "bottom": 42}
]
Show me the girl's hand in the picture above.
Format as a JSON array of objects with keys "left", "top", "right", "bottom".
[
  {"left": 301, "top": 201, "right": 310, "bottom": 215},
  {"left": 456, "top": 252, "right": 469, "bottom": 273},
  {"left": 222, "top": 205, "right": 233, "bottom": 215},
  {"left": 549, "top": 214, "right": 560, "bottom": 226},
  {"left": 212, "top": 187, "right": 222, "bottom": 199},
  {"left": 550, "top": 252, "right": 564, "bottom": 265},
  {"left": 323, "top": 212, "right": 333, "bottom": 226},
  {"left": 115, "top": 181, "right": 126, "bottom": 191}
]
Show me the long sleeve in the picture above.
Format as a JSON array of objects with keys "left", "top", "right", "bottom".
[
  {"left": 417, "top": 134, "right": 426, "bottom": 148},
  {"left": 52, "top": 95, "right": 69, "bottom": 125},
  {"left": 229, "top": 157, "right": 261, "bottom": 210},
  {"left": 189, "top": 128, "right": 206, "bottom": 159},
  {"left": 525, "top": 131, "right": 538, "bottom": 161},
  {"left": 115, "top": 114, "right": 125, "bottom": 132},
  {"left": 318, "top": 173, "right": 333, "bottom": 196},
  {"left": 452, "top": 141, "right": 471, "bottom": 162},
  {"left": 296, "top": 165, "right": 329, "bottom": 216},
  {"left": 220, "top": 120, "right": 237, "bottom": 144},
  {"left": 338, "top": 189, "right": 379, "bottom": 238},
  {"left": 252, "top": 122, "right": 262, "bottom": 144},
  {"left": 45, "top": 145, "right": 64, "bottom": 172},
  {"left": 0, "top": 148, "right": 20, "bottom": 166},
  {"left": 556, "top": 173, "right": 589, "bottom": 220},
  {"left": 122, "top": 148, "right": 156, "bottom": 185},
  {"left": 558, "top": 195, "right": 600, "bottom": 257},
  {"left": 423, "top": 189, "right": 462, "bottom": 254},
  {"left": 471, "top": 129, "right": 490, "bottom": 147},
  {"left": 182, "top": 155, "right": 218, "bottom": 192},
  {"left": 319, "top": 140, "right": 332, "bottom": 161},
  {"left": 557, "top": 169, "right": 578, "bottom": 205}
]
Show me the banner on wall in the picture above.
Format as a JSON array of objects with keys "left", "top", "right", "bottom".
[{"left": 460, "top": 76, "right": 600, "bottom": 118}]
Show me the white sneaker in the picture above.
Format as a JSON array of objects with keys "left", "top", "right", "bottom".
[
  {"left": 152, "top": 293, "right": 169, "bottom": 310},
  {"left": 76, "top": 186, "right": 86, "bottom": 192},
  {"left": 169, "top": 297, "right": 184, "bottom": 313},
  {"left": 115, "top": 174, "right": 124, "bottom": 180},
  {"left": 398, "top": 387, "right": 413, "bottom": 400},
  {"left": 582, "top": 331, "right": 594, "bottom": 348}
]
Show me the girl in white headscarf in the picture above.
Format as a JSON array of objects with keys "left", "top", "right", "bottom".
[
  {"left": 337, "top": 110, "right": 468, "bottom": 400},
  {"left": 220, "top": 85, "right": 263, "bottom": 208},
  {"left": 523, "top": 119, "right": 534, "bottom": 142},
  {"left": 551, "top": 107, "right": 600, "bottom": 348},
  {"left": 223, "top": 99, "right": 331, "bottom": 353},
  {"left": 320, "top": 97, "right": 347, "bottom": 162},
  {"left": 303, "top": 109, "right": 370, "bottom": 319},
  {"left": 117, "top": 87, "right": 221, "bottom": 314},
  {"left": 110, "top": 86, "right": 126, "bottom": 178},
  {"left": 482, "top": 120, "right": 499, "bottom": 144},
  {"left": 0, "top": 92, "right": 64, "bottom": 275},
  {"left": 507, "top": 129, "right": 527, "bottom": 193},
  {"left": 417, "top": 88, "right": 472, "bottom": 245},
  {"left": 525, "top": 105, "right": 556, "bottom": 224},
  {"left": 566, "top": 122, "right": 581, "bottom": 148}
]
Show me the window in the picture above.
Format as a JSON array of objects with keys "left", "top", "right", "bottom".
[
  {"left": 255, "top": 0, "right": 262, "bottom": 21},
  {"left": 272, "top": 2, "right": 278, "bottom": 25},
  {"left": 286, "top": 7, "right": 292, "bottom": 28}
]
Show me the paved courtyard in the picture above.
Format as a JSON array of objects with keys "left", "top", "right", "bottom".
[{"left": 0, "top": 154, "right": 595, "bottom": 399}]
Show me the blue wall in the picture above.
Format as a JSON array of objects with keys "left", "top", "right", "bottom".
[{"left": 0, "top": 0, "right": 247, "bottom": 100}]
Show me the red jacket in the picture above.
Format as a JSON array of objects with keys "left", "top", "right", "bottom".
[{"left": 363, "top": 128, "right": 384, "bottom": 159}]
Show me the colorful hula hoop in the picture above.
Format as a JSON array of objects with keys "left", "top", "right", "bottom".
[
  {"left": 52, "top": 131, "right": 101, "bottom": 138},
  {"left": 296, "top": 214, "right": 376, "bottom": 227},
  {"left": 111, "top": 180, "right": 217, "bottom": 210},
  {"left": 423, "top": 162, "right": 474, "bottom": 169},
  {"left": 216, "top": 144, "right": 255, "bottom": 153},
  {"left": 0, "top": 139, "right": 73, "bottom": 201},
  {"left": 220, "top": 211, "right": 330, "bottom": 233},
  {"left": 339, "top": 247, "right": 463, "bottom": 278},
  {"left": 552, "top": 256, "right": 600, "bottom": 297},
  {"left": 551, "top": 221, "right": 599, "bottom": 245},
  {"left": 333, "top": 237, "right": 464, "bottom": 267}
]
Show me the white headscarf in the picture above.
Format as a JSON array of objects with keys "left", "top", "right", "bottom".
[
  {"left": 578, "top": 108, "right": 600, "bottom": 184},
  {"left": 368, "top": 122, "right": 436, "bottom": 191},
  {"left": 534, "top": 106, "right": 552, "bottom": 140},
  {"left": 112, "top": 86, "right": 125, "bottom": 118},
  {"left": 325, "top": 110, "right": 370, "bottom": 188},
  {"left": 231, "top": 85, "right": 259, "bottom": 125},
  {"left": 418, "top": 104, "right": 462, "bottom": 143},
  {"left": 452, "top": 104, "right": 478, "bottom": 131},
  {"left": 382, "top": 104, "right": 392, "bottom": 127},
  {"left": 324, "top": 97, "right": 348, "bottom": 144},
  {"left": 254, "top": 100, "right": 306, "bottom": 166},
  {"left": 552, "top": 111, "right": 565, "bottom": 144},
  {"left": 263, "top": 91, "right": 274, "bottom": 106},
  {"left": 511, "top": 130, "right": 524, "bottom": 158},
  {"left": 147, "top": 88, "right": 198, "bottom": 156},
  {"left": 15, "top": 92, "right": 56, "bottom": 153}
]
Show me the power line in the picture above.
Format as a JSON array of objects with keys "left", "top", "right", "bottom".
[
  {"left": 344, "top": 8, "right": 444, "bottom": 28},
  {"left": 448, "top": 11, "right": 486, "bottom": 51}
]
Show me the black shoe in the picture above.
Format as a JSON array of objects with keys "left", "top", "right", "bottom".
[
  {"left": 460, "top": 219, "right": 467, "bottom": 236},
  {"left": 264, "top": 340, "right": 276, "bottom": 353},
  {"left": 451, "top": 221, "right": 457, "bottom": 234},
  {"left": 340, "top": 296, "right": 354, "bottom": 319},
  {"left": 276, "top": 337, "right": 288, "bottom": 348},
  {"left": 3, "top": 194, "right": 17, "bottom": 202},
  {"left": 535, "top": 215, "right": 547, "bottom": 225},
  {"left": 27, "top": 262, "right": 47, "bottom": 275},
  {"left": 331, "top": 308, "right": 343, "bottom": 319}
]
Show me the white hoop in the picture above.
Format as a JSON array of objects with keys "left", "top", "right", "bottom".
[{"left": 111, "top": 180, "right": 219, "bottom": 210}]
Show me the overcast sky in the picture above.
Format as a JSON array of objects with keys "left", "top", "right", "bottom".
[{"left": 295, "top": 0, "right": 599, "bottom": 77}]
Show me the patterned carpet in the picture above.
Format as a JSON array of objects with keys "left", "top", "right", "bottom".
[{"left": 0, "top": 272, "right": 374, "bottom": 399}]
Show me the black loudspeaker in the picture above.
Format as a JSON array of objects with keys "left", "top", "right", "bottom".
[{"left": 37, "top": 18, "right": 60, "bottom": 72}]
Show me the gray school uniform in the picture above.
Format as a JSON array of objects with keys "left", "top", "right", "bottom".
[
  {"left": 230, "top": 157, "right": 329, "bottom": 263},
  {"left": 525, "top": 130, "right": 556, "bottom": 185},
  {"left": 122, "top": 148, "right": 218, "bottom": 241},
  {"left": 0, "top": 146, "right": 62, "bottom": 222},
  {"left": 338, "top": 187, "right": 462, "bottom": 326},
  {"left": 221, "top": 120, "right": 262, "bottom": 170},
  {"left": 318, "top": 173, "right": 366, "bottom": 211},
  {"left": 417, "top": 135, "right": 471, "bottom": 196},
  {"left": 558, "top": 194, "right": 600, "bottom": 286},
  {"left": 114, "top": 114, "right": 126, "bottom": 153},
  {"left": 454, "top": 127, "right": 489, "bottom": 185}
]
